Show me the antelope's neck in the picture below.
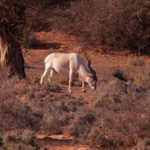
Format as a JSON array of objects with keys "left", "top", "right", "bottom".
[{"left": 78, "top": 64, "right": 90, "bottom": 82}]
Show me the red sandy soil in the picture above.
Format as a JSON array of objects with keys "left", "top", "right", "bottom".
[{"left": 23, "top": 31, "right": 150, "bottom": 150}]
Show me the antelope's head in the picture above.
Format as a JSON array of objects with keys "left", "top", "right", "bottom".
[{"left": 84, "top": 52, "right": 97, "bottom": 90}]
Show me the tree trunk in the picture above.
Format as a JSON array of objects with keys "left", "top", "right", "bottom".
[{"left": 0, "top": 29, "right": 26, "bottom": 79}]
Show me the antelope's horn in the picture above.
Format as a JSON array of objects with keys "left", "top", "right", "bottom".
[{"left": 84, "top": 52, "right": 97, "bottom": 81}]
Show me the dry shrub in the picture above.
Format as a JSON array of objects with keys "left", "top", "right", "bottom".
[
  {"left": 41, "top": 97, "right": 85, "bottom": 134},
  {"left": 68, "top": 108, "right": 96, "bottom": 141},
  {"left": 93, "top": 79, "right": 128, "bottom": 107},
  {"left": 42, "top": 112, "right": 63, "bottom": 134},
  {"left": 2, "top": 130, "right": 39, "bottom": 150},
  {"left": 132, "top": 138, "right": 150, "bottom": 150},
  {"left": 0, "top": 75, "right": 41, "bottom": 132},
  {"left": 87, "top": 121, "right": 124, "bottom": 149},
  {"left": 93, "top": 71, "right": 149, "bottom": 108},
  {"left": 59, "top": 96, "right": 84, "bottom": 112},
  {"left": 27, "top": 98, "right": 66, "bottom": 134},
  {"left": 129, "top": 55, "right": 145, "bottom": 66},
  {"left": 0, "top": 97, "right": 42, "bottom": 132},
  {"left": 88, "top": 73, "right": 150, "bottom": 149},
  {"left": 40, "top": 83, "right": 62, "bottom": 93},
  {"left": 41, "top": 101, "right": 64, "bottom": 134}
]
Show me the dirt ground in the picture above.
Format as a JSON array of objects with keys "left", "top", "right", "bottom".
[{"left": 23, "top": 31, "right": 150, "bottom": 150}]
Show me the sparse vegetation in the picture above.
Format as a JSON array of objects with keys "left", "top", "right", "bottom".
[
  {"left": 132, "top": 138, "right": 150, "bottom": 150},
  {"left": 0, "top": 0, "right": 150, "bottom": 149},
  {"left": 2, "top": 130, "right": 39, "bottom": 150},
  {"left": 129, "top": 55, "right": 145, "bottom": 66},
  {"left": 68, "top": 108, "right": 96, "bottom": 139},
  {"left": 1, "top": 54, "right": 150, "bottom": 149}
]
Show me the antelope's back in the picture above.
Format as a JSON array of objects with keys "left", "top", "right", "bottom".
[{"left": 44, "top": 53, "right": 79, "bottom": 73}]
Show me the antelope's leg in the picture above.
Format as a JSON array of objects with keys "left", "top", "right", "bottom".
[
  {"left": 68, "top": 69, "right": 73, "bottom": 93},
  {"left": 40, "top": 64, "right": 50, "bottom": 84},
  {"left": 82, "top": 82, "right": 86, "bottom": 92},
  {"left": 48, "top": 69, "right": 54, "bottom": 83}
]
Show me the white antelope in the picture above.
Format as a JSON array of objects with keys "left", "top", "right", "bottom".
[{"left": 40, "top": 52, "right": 97, "bottom": 93}]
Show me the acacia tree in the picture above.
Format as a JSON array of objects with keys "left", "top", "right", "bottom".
[
  {"left": 0, "top": 0, "right": 57, "bottom": 78},
  {"left": 0, "top": 0, "right": 27, "bottom": 78}
]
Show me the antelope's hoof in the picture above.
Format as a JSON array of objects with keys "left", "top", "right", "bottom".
[
  {"left": 68, "top": 89, "right": 72, "bottom": 94},
  {"left": 82, "top": 89, "right": 86, "bottom": 93}
]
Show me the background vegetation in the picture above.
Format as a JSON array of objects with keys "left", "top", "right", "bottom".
[
  {"left": 30, "top": 0, "right": 150, "bottom": 53},
  {"left": 1, "top": 0, "right": 149, "bottom": 53}
]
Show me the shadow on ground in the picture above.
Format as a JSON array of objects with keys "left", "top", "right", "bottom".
[
  {"left": 37, "top": 136, "right": 73, "bottom": 146},
  {"left": 28, "top": 38, "right": 61, "bottom": 50}
]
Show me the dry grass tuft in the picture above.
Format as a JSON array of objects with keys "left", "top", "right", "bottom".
[
  {"left": 129, "top": 55, "right": 145, "bottom": 66},
  {"left": 2, "top": 130, "right": 39, "bottom": 150}
]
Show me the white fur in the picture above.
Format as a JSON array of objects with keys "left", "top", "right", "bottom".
[{"left": 40, "top": 53, "right": 96, "bottom": 93}]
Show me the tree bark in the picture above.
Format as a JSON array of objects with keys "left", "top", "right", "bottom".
[{"left": 0, "top": 29, "right": 26, "bottom": 79}]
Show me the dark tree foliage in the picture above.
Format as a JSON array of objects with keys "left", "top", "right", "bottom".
[
  {"left": 0, "top": 0, "right": 55, "bottom": 45},
  {"left": 0, "top": 0, "right": 77, "bottom": 49}
]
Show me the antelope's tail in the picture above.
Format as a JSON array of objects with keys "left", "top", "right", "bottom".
[{"left": 44, "top": 55, "right": 49, "bottom": 63}]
